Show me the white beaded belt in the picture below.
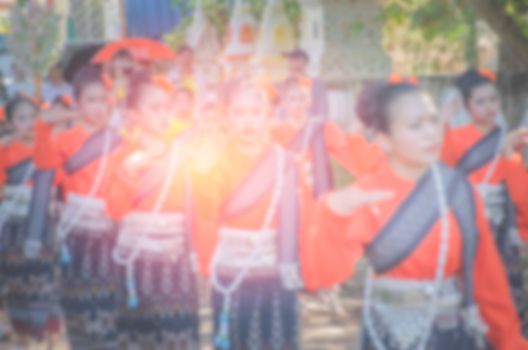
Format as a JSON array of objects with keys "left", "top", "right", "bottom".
[
  {"left": 113, "top": 211, "right": 186, "bottom": 309},
  {"left": 370, "top": 277, "right": 461, "bottom": 310},
  {"left": 59, "top": 193, "right": 113, "bottom": 233},
  {"left": 1, "top": 185, "right": 32, "bottom": 218},
  {"left": 215, "top": 227, "right": 278, "bottom": 274}
]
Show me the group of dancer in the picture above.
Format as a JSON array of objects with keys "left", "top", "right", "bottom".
[{"left": 1, "top": 45, "right": 528, "bottom": 350}]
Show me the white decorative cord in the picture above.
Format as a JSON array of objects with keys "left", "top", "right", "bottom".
[
  {"left": 112, "top": 137, "right": 184, "bottom": 308},
  {"left": 363, "top": 163, "right": 450, "bottom": 350},
  {"left": 211, "top": 146, "right": 285, "bottom": 350},
  {"left": 58, "top": 123, "right": 115, "bottom": 263}
]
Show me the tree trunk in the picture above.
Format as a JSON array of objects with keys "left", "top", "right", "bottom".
[{"left": 460, "top": 0, "right": 528, "bottom": 72}]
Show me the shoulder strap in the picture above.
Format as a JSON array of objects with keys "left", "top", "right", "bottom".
[
  {"left": 64, "top": 127, "right": 122, "bottom": 174},
  {"left": 223, "top": 149, "right": 279, "bottom": 219},
  {"left": 456, "top": 127, "right": 502, "bottom": 174},
  {"left": 7, "top": 157, "right": 34, "bottom": 185}
]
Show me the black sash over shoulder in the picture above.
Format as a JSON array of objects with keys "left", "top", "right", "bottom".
[
  {"left": 456, "top": 127, "right": 502, "bottom": 174},
  {"left": 366, "top": 164, "right": 479, "bottom": 306},
  {"left": 64, "top": 127, "right": 122, "bottom": 175},
  {"left": 6, "top": 157, "right": 34, "bottom": 185}
]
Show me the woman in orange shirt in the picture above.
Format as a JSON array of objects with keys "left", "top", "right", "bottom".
[
  {"left": 442, "top": 69, "right": 528, "bottom": 320},
  {"left": 107, "top": 73, "right": 200, "bottom": 350},
  {"left": 310, "top": 81, "right": 527, "bottom": 349},
  {"left": 192, "top": 80, "right": 305, "bottom": 350},
  {"left": 0, "top": 95, "right": 62, "bottom": 346},
  {"left": 34, "top": 65, "right": 123, "bottom": 350}
]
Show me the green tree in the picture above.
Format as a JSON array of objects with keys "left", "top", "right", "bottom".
[
  {"left": 384, "top": 0, "right": 528, "bottom": 73},
  {"left": 7, "top": 0, "right": 63, "bottom": 98}
]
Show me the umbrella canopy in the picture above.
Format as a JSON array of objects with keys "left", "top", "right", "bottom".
[{"left": 92, "top": 37, "right": 177, "bottom": 64}]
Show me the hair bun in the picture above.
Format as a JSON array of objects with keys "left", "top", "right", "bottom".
[{"left": 356, "top": 83, "right": 384, "bottom": 130}]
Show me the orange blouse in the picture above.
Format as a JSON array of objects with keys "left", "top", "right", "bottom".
[
  {"left": 308, "top": 163, "right": 527, "bottom": 350},
  {"left": 0, "top": 140, "right": 33, "bottom": 186},
  {"left": 442, "top": 123, "right": 528, "bottom": 240},
  {"left": 33, "top": 119, "right": 124, "bottom": 202}
]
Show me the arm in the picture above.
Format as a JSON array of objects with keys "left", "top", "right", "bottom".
[
  {"left": 473, "top": 191, "right": 528, "bottom": 349},
  {"left": 325, "top": 122, "right": 385, "bottom": 178},
  {"left": 504, "top": 154, "right": 528, "bottom": 241}
]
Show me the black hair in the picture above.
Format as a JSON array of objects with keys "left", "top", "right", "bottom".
[
  {"left": 356, "top": 82, "right": 421, "bottom": 133},
  {"left": 455, "top": 69, "right": 495, "bottom": 104},
  {"left": 177, "top": 45, "right": 193, "bottom": 55},
  {"left": 72, "top": 65, "right": 105, "bottom": 100},
  {"left": 112, "top": 49, "right": 134, "bottom": 61},
  {"left": 5, "top": 95, "right": 38, "bottom": 123}
]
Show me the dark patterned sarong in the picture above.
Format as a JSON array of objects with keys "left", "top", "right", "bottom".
[
  {"left": 60, "top": 225, "right": 119, "bottom": 350},
  {"left": 212, "top": 275, "right": 299, "bottom": 350}
]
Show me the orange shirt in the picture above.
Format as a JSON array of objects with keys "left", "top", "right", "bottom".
[
  {"left": 33, "top": 119, "right": 124, "bottom": 202},
  {"left": 192, "top": 143, "right": 309, "bottom": 277},
  {"left": 273, "top": 121, "right": 384, "bottom": 179},
  {"left": 0, "top": 140, "right": 33, "bottom": 186},
  {"left": 309, "top": 163, "right": 527, "bottom": 350},
  {"left": 442, "top": 123, "right": 528, "bottom": 240}
]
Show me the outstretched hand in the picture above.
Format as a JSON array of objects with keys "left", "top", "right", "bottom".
[
  {"left": 503, "top": 127, "right": 528, "bottom": 157},
  {"left": 326, "top": 186, "right": 394, "bottom": 216}
]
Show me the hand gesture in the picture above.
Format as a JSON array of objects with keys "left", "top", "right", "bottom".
[{"left": 326, "top": 186, "right": 393, "bottom": 216}]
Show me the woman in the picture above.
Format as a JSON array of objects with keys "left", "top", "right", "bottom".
[
  {"left": 34, "top": 65, "right": 123, "bottom": 350},
  {"left": 442, "top": 69, "right": 528, "bottom": 319},
  {"left": 108, "top": 73, "right": 199, "bottom": 349},
  {"left": 0, "top": 96, "right": 62, "bottom": 347},
  {"left": 191, "top": 79, "right": 310, "bottom": 350},
  {"left": 310, "top": 81, "right": 527, "bottom": 349}
]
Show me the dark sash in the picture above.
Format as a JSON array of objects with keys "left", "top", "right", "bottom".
[
  {"left": 290, "top": 121, "right": 333, "bottom": 198},
  {"left": 456, "top": 127, "right": 502, "bottom": 174},
  {"left": 366, "top": 164, "right": 478, "bottom": 307},
  {"left": 223, "top": 150, "right": 279, "bottom": 218},
  {"left": 23, "top": 169, "right": 56, "bottom": 256},
  {"left": 6, "top": 157, "right": 34, "bottom": 185},
  {"left": 64, "top": 127, "right": 122, "bottom": 175},
  {"left": 223, "top": 149, "right": 301, "bottom": 277}
]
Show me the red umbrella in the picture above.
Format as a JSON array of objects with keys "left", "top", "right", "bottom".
[{"left": 92, "top": 37, "right": 177, "bottom": 64}]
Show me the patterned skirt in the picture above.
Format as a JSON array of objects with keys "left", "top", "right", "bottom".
[
  {"left": 0, "top": 215, "right": 61, "bottom": 340},
  {"left": 212, "top": 274, "right": 299, "bottom": 350},
  {"left": 116, "top": 249, "right": 199, "bottom": 350},
  {"left": 60, "top": 226, "right": 120, "bottom": 350}
]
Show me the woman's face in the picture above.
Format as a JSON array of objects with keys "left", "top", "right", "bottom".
[
  {"left": 135, "top": 84, "right": 173, "bottom": 135},
  {"left": 11, "top": 101, "right": 37, "bottom": 135},
  {"left": 467, "top": 83, "right": 500, "bottom": 126},
  {"left": 229, "top": 89, "right": 270, "bottom": 152},
  {"left": 283, "top": 85, "right": 310, "bottom": 124},
  {"left": 379, "top": 91, "right": 443, "bottom": 169},
  {"left": 77, "top": 82, "right": 111, "bottom": 126}
]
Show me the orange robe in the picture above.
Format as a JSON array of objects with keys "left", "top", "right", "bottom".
[
  {"left": 192, "top": 142, "right": 313, "bottom": 278},
  {"left": 273, "top": 121, "right": 384, "bottom": 181},
  {"left": 442, "top": 124, "right": 528, "bottom": 240},
  {"left": 0, "top": 141, "right": 33, "bottom": 187},
  {"left": 33, "top": 119, "right": 124, "bottom": 202},
  {"left": 308, "top": 163, "right": 527, "bottom": 350}
]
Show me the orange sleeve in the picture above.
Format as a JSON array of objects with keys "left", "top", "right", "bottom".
[
  {"left": 33, "top": 119, "right": 61, "bottom": 169},
  {"left": 303, "top": 194, "right": 372, "bottom": 291},
  {"left": 325, "top": 123, "right": 384, "bottom": 178},
  {"left": 0, "top": 145, "right": 6, "bottom": 186},
  {"left": 504, "top": 154, "right": 528, "bottom": 241},
  {"left": 473, "top": 190, "right": 528, "bottom": 349}
]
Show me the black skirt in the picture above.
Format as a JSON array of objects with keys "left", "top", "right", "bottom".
[{"left": 212, "top": 274, "right": 299, "bottom": 350}]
